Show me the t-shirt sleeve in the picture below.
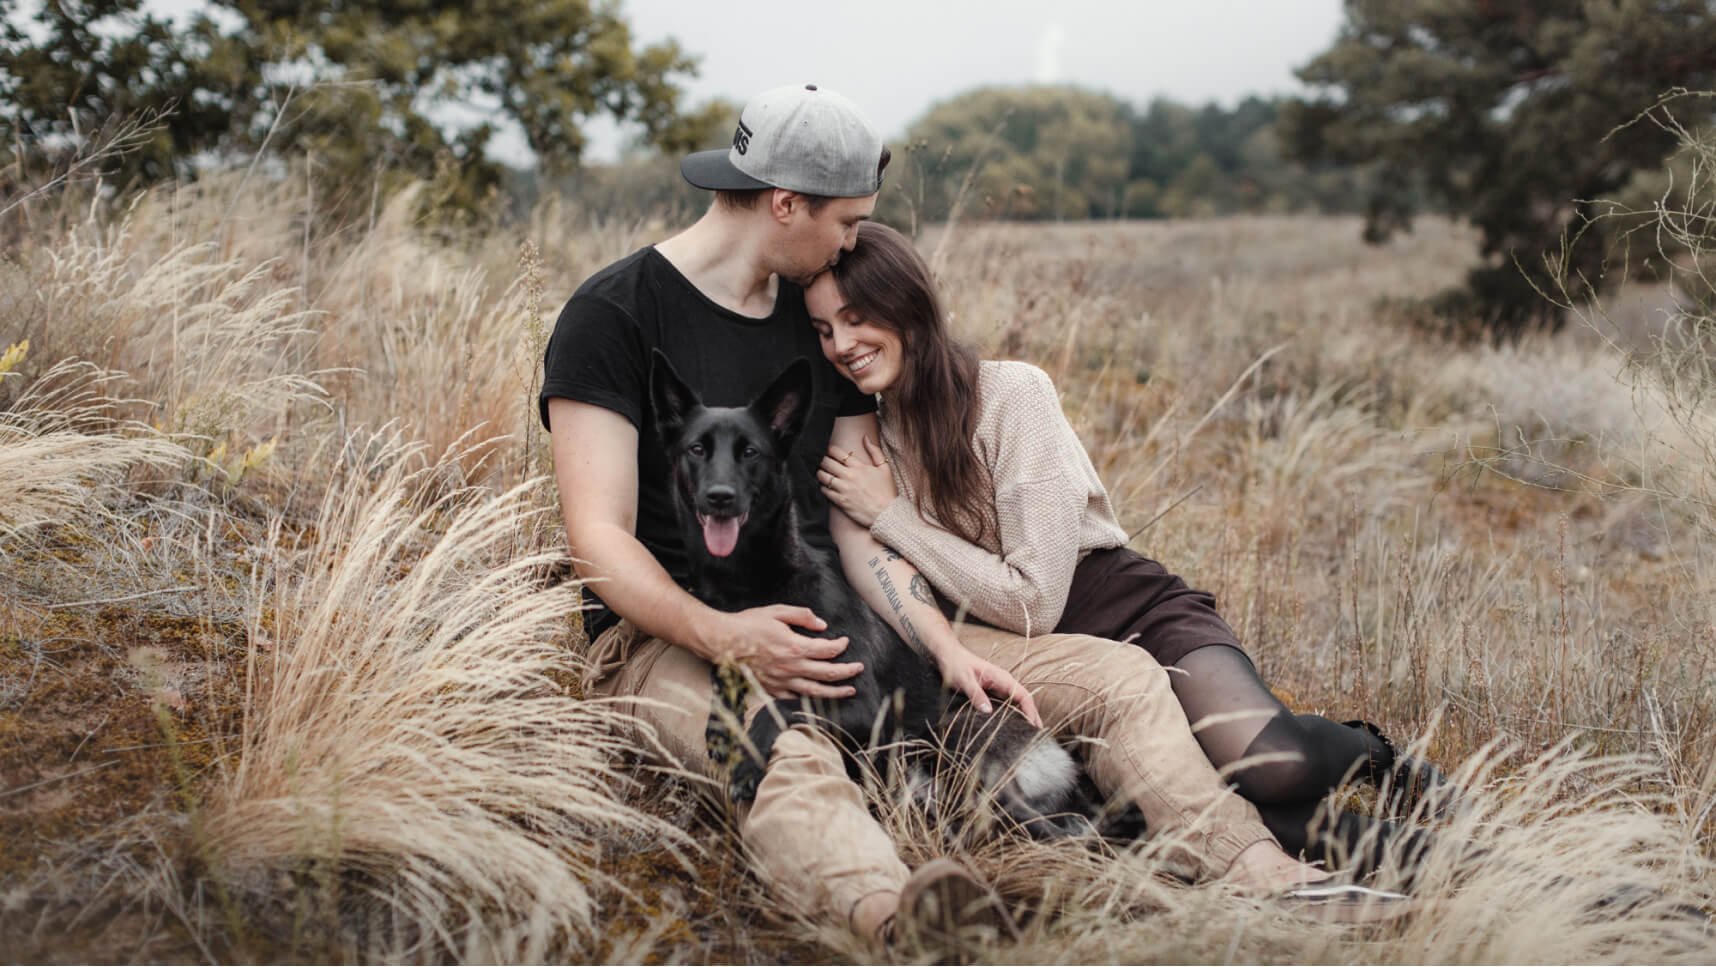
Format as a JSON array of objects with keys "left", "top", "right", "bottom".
[
  {"left": 835, "top": 372, "right": 878, "bottom": 417},
  {"left": 538, "top": 293, "right": 648, "bottom": 431}
]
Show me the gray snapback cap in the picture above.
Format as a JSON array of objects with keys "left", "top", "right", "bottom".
[{"left": 681, "top": 83, "right": 885, "bottom": 197}]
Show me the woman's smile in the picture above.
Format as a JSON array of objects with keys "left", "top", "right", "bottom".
[{"left": 844, "top": 347, "right": 881, "bottom": 375}]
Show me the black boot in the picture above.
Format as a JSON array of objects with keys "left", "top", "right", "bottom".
[{"left": 1345, "top": 720, "right": 1465, "bottom": 819}]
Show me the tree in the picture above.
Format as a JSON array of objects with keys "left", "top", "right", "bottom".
[
  {"left": 882, "top": 86, "right": 1133, "bottom": 227},
  {"left": 523, "top": 98, "right": 741, "bottom": 222},
  {"left": 1160, "top": 153, "right": 1229, "bottom": 218},
  {"left": 1125, "top": 98, "right": 1198, "bottom": 189},
  {"left": 1283, "top": 0, "right": 1716, "bottom": 330},
  {"left": 0, "top": 0, "right": 719, "bottom": 212}
]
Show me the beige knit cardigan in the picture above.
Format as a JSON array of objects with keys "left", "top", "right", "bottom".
[{"left": 870, "top": 360, "right": 1129, "bottom": 637}]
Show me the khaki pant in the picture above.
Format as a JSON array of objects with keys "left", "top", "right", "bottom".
[{"left": 585, "top": 620, "right": 1276, "bottom": 927}]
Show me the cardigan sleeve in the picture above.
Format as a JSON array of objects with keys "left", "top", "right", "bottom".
[{"left": 869, "top": 366, "right": 1091, "bottom": 636}]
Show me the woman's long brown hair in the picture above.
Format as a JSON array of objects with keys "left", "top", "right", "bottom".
[{"left": 829, "top": 222, "right": 995, "bottom": 546}]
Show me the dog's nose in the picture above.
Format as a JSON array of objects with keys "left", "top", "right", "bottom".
[{"left": 705, "top": 486, "right": 736, "bottom": 509}]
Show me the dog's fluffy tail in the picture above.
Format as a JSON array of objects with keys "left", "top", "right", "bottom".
[{"left": 934, "top": 701, "right": 1099, "bottom": 839}]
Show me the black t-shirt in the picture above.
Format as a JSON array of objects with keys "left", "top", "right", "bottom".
[{"left": 539, "top": 246, "right": 878, "bottom": 638}]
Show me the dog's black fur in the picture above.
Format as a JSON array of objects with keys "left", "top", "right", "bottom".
[{"left": 649, "top": 351, "right": 1096, "bottom": 837}]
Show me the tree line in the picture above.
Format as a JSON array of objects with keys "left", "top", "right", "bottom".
[
  {"left": 6, "top": 0, "right": 1715, "bottom": 329},
  {"left": 869, "top": 87, "right": 1370, "bottom": 229},
  {"left": 541, "top": 89, "right": 1369, "bottom": 230}
]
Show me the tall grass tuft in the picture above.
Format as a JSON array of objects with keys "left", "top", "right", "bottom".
[
  {"left": 198, "top": 430, "right": 685, "bottom": 961},
  {"left": 0, "top": 357, "right": 186, "bottom": 544}
]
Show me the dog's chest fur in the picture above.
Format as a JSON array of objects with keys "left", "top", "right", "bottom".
[{"left": 678, "top": 491, "right": 942, "bottom": 722}]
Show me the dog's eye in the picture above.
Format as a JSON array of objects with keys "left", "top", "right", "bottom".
[
  {"left": 687, "top": 442, "right": 706, "bottom": 457},
  {"left": 741, "top": 445, "right": 760, "bottom": 459}
]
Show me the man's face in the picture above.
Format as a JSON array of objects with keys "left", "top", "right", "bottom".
[{"left": 778, "top": 193, "right": 876, "bottom": 286}]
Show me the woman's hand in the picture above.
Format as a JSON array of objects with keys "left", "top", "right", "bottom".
[
  {"left": 819, "top": 435, "right": 897, "bottom": 528},
  {"left": 934, "top": 646, "right": 1043, "bottom": 728}
]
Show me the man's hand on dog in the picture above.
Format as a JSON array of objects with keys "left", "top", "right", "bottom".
[{"left": 716, "top": 605, "right": 863, "bottom": 699}]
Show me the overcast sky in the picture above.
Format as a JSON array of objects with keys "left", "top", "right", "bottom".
[
  {"left": 578, "top": 1, "right": 1346, "bottom": 159},
  {"left": 123, "top": 0, "right": 1348, "bottom": 163}
]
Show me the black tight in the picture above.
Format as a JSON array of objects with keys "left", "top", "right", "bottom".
[
  {"left": 1170, "top": 645, "right": 1381, "bottom": 805},
  {"left": 1169, "top": 644, "right": 1425, "bottom": 872},
  {"left": 1046, "top": 547, "right": 1435, "bottom": 875}
]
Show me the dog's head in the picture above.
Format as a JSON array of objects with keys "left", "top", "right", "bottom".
[{"left": 650, "top": 350, "right": 813, "bottom": 559}]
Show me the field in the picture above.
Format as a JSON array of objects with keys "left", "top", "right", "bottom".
[{"left": 3, "top": 175, "right": 1715, "bottom": 962}]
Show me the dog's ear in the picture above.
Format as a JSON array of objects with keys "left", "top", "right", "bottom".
[
  {"left": 751, "top": 357, "right": 814, "bottom": 453},
  {"left": 649, "top": 349, "right": 700, "bottom": 445}
]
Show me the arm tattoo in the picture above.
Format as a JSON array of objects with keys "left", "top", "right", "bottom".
[
  {"left": 884, "top": 548, "right": 903, "bottom": 562},
  {"left": 867, "top": 555, "right": 925, "bottom": 651},
  {"left": 909, "top": 574, "right": 934, "bottom": 606},
  {"left": 898, "top": 614, "right": 923, "bottom": 653}
]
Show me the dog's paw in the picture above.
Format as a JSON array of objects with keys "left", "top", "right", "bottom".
[
  {"left": 729, "top": 756, "right": 764, "bottom": 803},
  {"left": 713, "top": 659, "right": 753, "bottom": 715},
  {"left": 705, "top": 714, "right": 738, "bottom": 767},
  {"left": 705, "top": 660, "right": 753, "bottom": 769}
]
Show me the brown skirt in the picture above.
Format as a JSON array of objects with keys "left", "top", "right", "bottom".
[{"left": 1051, "top": 546, "right": 1249, "bottom": 669}]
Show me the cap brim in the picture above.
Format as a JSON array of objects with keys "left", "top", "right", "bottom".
[{"left": 681, "top": 149, "right": 772, "bottom": 191}]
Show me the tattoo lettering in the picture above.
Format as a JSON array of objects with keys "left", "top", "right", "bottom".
[
  {"left": 898, "top": 614, "right": 923, "bottom": 652},
  {"left": 870, "top": 558, "right": 906, "bottom": 614},
  {"left": 909, "top": 574, "right": 934, "bottom": 606},
  {"left": 884, "top": 548, "right": 903, "bottom": 562},
  {"left": 867, "top": 555, "right": 925, "bottom": 651}
]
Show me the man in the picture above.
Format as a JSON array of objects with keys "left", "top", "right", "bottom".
[
  {"left": 540, "top": 83, "right": 1033, "bottom": 946},
  {"left": 541, "top": 84, "right": 1357, "bottom": 948}
]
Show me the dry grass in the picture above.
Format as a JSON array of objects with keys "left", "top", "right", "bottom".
[
  {"left": 3, "top": 170, "right": 1715, "bottom": 962},
  {"left": 194, "top": 434, "right": 684, "bottom": 961},
  {"left": 0, "top": 357, "right": 187, "bottom": 544}
]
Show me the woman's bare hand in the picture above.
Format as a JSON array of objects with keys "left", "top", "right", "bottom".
[
  {"left": 934, "top": 646, "right": 1043, "bottom": 727},
  {"left": 819, "top": 435, "right": 897, "bottom": 528}
]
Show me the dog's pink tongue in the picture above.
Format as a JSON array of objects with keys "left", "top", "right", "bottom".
[{"left": 702, "top": 515, "right": 742, "bottom": 558}]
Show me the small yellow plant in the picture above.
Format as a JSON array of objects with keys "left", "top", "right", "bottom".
[
  {"left": 0, "top": 339, "right": 27, "bottom": 379},
  {"left": 225, "top": 437, "right": 277, "bottom": 484},
  {"left": 203, "top": 436, "right": 278, "bottom": 486}
]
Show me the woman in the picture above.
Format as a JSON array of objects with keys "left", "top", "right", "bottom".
[{"left": 810, "top": 221, "right": 1455, "bottom": 871}]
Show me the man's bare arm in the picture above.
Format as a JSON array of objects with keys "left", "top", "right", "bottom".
[{"left": 548, "top": 398, "right": 861, "bottom": 698}]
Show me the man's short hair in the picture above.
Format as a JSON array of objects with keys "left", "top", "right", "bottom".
[{"left": 714, "top": 146, "right": 893, "bottom": 214}]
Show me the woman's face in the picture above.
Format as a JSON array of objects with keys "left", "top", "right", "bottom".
[{"left": 805, "top": 273, "right": 905, "bottom": 395}]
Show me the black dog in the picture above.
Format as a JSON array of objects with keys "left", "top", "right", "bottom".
[{"left": 649, "top": 351, "right": 1096, "bottom": 837}]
